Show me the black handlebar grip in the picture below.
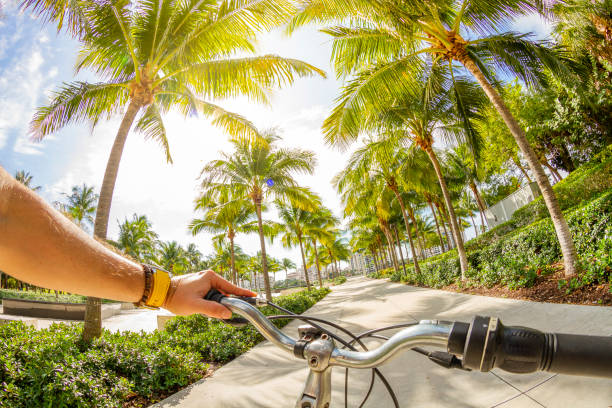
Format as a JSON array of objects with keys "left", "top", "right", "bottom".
[
  {"left": 542, "top": 333, "right": 612, "bottom": 377},
  {"left": 204, "top": 288, "right": 226, "bottom": 303},
  {"left": 451, "top": 316, "right": 612, "bottom": 378}
]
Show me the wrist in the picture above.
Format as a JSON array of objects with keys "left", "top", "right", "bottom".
[{"left": 135, "top": 264, "right": 172, "bottom": 308}]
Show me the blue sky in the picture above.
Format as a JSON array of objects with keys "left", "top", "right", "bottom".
[{"left": 0, "top": 3, "right": 552, "bottom": 277}]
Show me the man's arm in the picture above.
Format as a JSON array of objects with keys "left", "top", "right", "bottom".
[{"left": 0, "top": 166, "right": 253, "bottom": 318}]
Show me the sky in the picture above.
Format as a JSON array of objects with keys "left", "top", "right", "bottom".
[{"left": 0, "top": 2, "right": 552, "bottom": 280}]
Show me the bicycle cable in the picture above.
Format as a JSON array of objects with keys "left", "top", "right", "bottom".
[{"left": 266, "top": 301, "right": 400, "bottom": 408}]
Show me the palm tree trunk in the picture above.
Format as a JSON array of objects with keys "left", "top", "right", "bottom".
[
  {"left": 393, "top": 225, "right": 407, "bottom": 274},
  {"left": 407, "top": 207, "right": 425, "bottom": 260},
  {"left": 381, "top": 224, "right": 400, "bottom": 272},
  {"left": 427, "top": 199, "right": 446, "bottom": 251},
  {"left": 84, "top": 100, "right": 141, "bottom": 342},
  {"left": 391, "top": 188, "right": 422, "bottom": 275},
  {"left": 469, "top": 182, "right": 485, "bottom": 213},
  {"left": 298, "top": 236, "right": 312, "bottom": 290},
  {"left": 543, "top": 161, "right": 561, "bottom": 183},
  {"left": 510, "top": 155, "right": 532, "bottom": 183},
  {"left": 254, "top": 199, "right": 273, "bottom": 301},
  {"left": 229, "top": 233, "right": 237, "bottom": 284},
  {"left": 470, "top": 213, "right": 478, "bottom": 237},
  {"left": 425, "top": 147, "right": 469, "bottom": 280},
  {"left": 313, "top": 240, "right": 323, "bottom": 288},
  {"left": 437, "top": 204, "right": 454, "bottom": 249},
  {"left": 459, "top": 54, "right": 579, "bottom": 277}
]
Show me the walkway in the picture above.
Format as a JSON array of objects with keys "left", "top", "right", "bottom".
[{"left": 154, "top": 276, "right": 612, "bottom": 408}]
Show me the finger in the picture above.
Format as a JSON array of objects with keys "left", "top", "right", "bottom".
[
  {"left": 197, "top": 298, "right": 232, "bottom": 319},
  {"left": 211, "top": 273, "right": 257, "bottom": 297}
]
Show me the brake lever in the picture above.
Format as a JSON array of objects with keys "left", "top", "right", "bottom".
[{"left": 427, "top": 351, "right": 471, "bottom": 371}]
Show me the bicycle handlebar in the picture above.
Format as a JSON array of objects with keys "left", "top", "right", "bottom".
[{"left": 211, "top": 291, "right": 612, "bottom": 378}]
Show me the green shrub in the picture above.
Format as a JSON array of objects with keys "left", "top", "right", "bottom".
[
  {"left": 467, "top": 148, "right": 612, "bottom": 251},
  {"left": 333, "top": 276, "right": 347, "bottom": 285},
  {"left": 0, "top": 289, "right": 116, "bottom": 304},
  {"left": 0, "top": 288, "right": 330, "bottom": 407},
  {"left": 376, "top": 190, "right": 612, "bottom": 290}
]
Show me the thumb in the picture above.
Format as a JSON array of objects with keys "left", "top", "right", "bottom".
[{"left": 197, "top": 298, "right": 232, "bottom": 319}]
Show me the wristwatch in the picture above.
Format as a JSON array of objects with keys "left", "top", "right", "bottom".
[{"left": 135, "top": 264, "right": 172, "bottom": 309}]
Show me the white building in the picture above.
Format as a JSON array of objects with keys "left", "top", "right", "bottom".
[
  {"left": 485, "top": 182, "right": 541, "bottom": 228},
  {"left": 350, "top": 252, "right": 375, "bottom": 275}
]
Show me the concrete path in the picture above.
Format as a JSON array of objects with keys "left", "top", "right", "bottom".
[{"left": 154, "top": 276, "right": 612, "bottom": 408}]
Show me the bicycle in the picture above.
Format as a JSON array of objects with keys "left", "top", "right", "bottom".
[{"left": 204, "top": 289, "right": 612, "bottom": 408}]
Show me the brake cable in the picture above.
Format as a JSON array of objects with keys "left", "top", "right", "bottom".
[{"left": 266, "top": 301, "right": 400, "bottom": 408}]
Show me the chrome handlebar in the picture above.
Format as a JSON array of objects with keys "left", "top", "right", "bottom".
[
  {"left": 330, "top": 322, "right": 452, "bottom": 368},
  {"left": 221, "top": 297, "right": 297, "bottom": 353},
  {"left": 220, "top": 296, "right": 451, "bottom": 368}
]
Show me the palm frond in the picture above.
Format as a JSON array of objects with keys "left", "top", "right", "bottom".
[
  {"left": 30, "top": 81, "right": 129, "bottom": 140},
  {"left": 135, "top": 102, "right": 172, "bottom": 163}
]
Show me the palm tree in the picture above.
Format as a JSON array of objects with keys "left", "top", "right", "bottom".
[
  {"left": 184, "top": 243, "right": 204, "bottom": 273},
  {"left": 14, "top": 170, "right": 41, "bottom": 191},
  {"left": 155, "top": 241, "right": 187, "bottom": 275},
  {"left": 281, "top": 257, "right": 296, "bottom": 279},
  {"left": 303, "top": 207, "right": 336, "bottom": 288},
  {"left": 200, "top": 132, "right": 316, "bottom": 300},
  {"left": 335, "top": 138, "right": 423, "bottom": 276},
  {"left": 60, "top": 184, "right": 99, "bottom": 231},
  {"left": 23, "top": 0, "right": 325, "bottom": 339},
  {"left": 446, "top": 145, "right": 488, "bottom": 230},
  {"left": 553, "top": 0, "right": 612, "bottom": 65},
  {"left": 275, "top": 198, "right": 320, "bottom": 290},
  {"left": 112, "top": 214, "right": 158, "bottom": 262},
  {"left": 324, "top": 62, "right": 485, "bottom": 280},
  {"left": 290, "top": 0, "right": 581, "bottom": 277},
  {"left": 190, "top": 188, "right": 256, "bottom": 284}
]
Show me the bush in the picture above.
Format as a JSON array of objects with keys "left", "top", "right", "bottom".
[
  {"left": 383, "top": 190, "right": 612, "bottom": 290},
  {"left": 0, "top": 288, "right": 330, "bottom": 407},
  {"left": 0, "top": 289, "right": 116, "bottom": 304},
  {"left": 467, "top": 147, "right": 612, "bottom": 252},
  {"left": 333, "top": 276, "right": 347, "bottom": 285}
]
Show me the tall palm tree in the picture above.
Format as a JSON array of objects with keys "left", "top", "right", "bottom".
[
  {"left": 24, "top": 0, "right": 324, "bottom": 340},
  {"left": 275, "top": 198, "right": 321, "bottom": 290},
  {"left": 289, "top": 0, "right": 581, "bottom": 277},
  {"left": 331, "top": 73, "right": 486, "bottom": 279},
  {"left": 60, "top": 184, "right": 99, "bottom": 231},
  {"left": 303, "top": 206, "right": 336, "bottom": 288},
  {"left": 200, "top": 132, "right": 316, "bottom": 300},
  {"left": 335, "top": 137, "right": 423, "bottom": 274},
  {"left": 446, "top": 145, "right": 488, "bottom": 230},
  {"left": 112, "top": 214, "right": 158, "bottom": 262},
  {"left": 190, "top": 188, "right": 256, "bottom": 284},
  {"left": 14, "top": 170, "right": 41, "bottom": 191}
]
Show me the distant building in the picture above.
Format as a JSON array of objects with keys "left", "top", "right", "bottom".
[
  {"left": 295, "top": 265, "right": 319, "bottom": 283},
  {"left": 350, "top": 252, "right": 375, "bottom": 275},
  {"left": 485, "top": 182, "right": 541, "bottom": 228},
  {"left": 241, "top": 274, "right": 274, "bottom": 292}
]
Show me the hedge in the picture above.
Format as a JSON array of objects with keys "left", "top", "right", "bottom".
[
  {"left": 0, "top": 289, "right": 117, "bottom": 304},
  {"left": 466, "top": 145, "right": 612, "bottom": 252},
  {"left": 382, "top": 190, "right": 612, "bottom": 290},
  {"left": 0, "top": 288, "right": 330, "bottom": 407}
]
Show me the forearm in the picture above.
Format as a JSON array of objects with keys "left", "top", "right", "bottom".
[{"left": 0, "top": 167, "right": 144, "bottom": 302}]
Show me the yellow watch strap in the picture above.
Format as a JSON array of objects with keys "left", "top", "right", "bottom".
[{"left": 146, "top": 269, "right": 171, "bottom": 308}]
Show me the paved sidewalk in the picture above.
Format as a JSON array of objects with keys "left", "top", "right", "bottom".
[{"left": 155, "top": 277, "right": 612, "bottom": 408}]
